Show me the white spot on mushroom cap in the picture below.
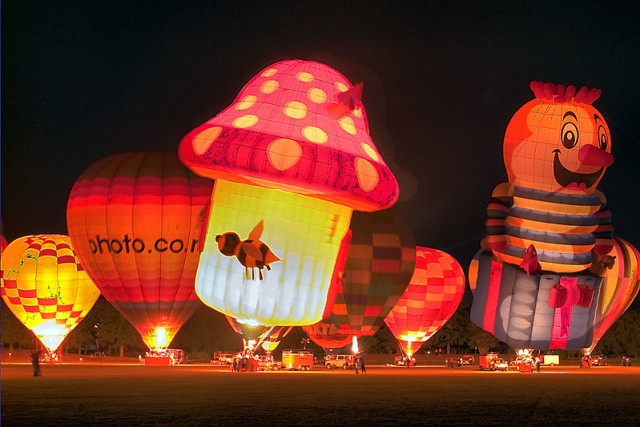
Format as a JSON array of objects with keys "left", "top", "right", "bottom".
[
  {"left": 361, "top": 143, "right": 380, "bottom": 162},
  {"left": 338, "top": 116, "right": 357, "bottom": 135},
  {"left": 307, "top": 88, "right": 327, "bottom": 104},
  {"left": 192, "top": 126, "right": 222, "bottom": 155},
  {"left": 284, "top": 101, "right": 307, "bottom": 119},
  {"left": 267, "top": 138, "right": 302, "bottom": 171},
  {"left": 335, "top": 81, "right": 348, "bottom": 92},
  {"left": 261, "top": 68, "right": 278, "bottom": 77},
  {"left": 296, "top": 72, "right": 314, "bottom": 82},
  {"left": 260, "top": 80, "right": 279, "bottom": 94},
  {"left": 301, "top": 126, "right": 328, "bottom": 144},
  {"left": 355, "top": 157, "right": 379, "bottom": 191},
  {"left": 233, "top": 115, "right": 259, "bottom": 128},
  {"left": 236, "top": 95, "right": 257, "bottom": 110}
]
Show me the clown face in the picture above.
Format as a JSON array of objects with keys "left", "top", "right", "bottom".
[{"left": 503, "top": 99, "right": 613, "bottom": 194}]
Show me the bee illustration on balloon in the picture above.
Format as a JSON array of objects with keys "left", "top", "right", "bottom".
[{"left": 215, "top": 221, "right": 280, "bottom": 280}]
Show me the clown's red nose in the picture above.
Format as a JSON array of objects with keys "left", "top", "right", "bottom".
[{"left": 578, "top": 144, "right": 613, "bottom": 167}]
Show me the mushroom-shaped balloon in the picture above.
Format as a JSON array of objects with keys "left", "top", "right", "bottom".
[
  {"left": 178, "top": 59, "right": 399, "bottom": 326},
  {"left": 1, "top": 235, "right": 101, "bottom": 353},
  {"left": 384, "top": 247, "right": 465, "bottom": 357}
]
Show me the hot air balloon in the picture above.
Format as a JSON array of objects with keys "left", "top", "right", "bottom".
[
  {"left": 470, "top": 81, "right": 637, "bottom": 350},
  {"left": 329, "top": 209, "right": 415, "bottom": 344},
  {"left": 302, "top": 319, "right": 352, "bottom": 351},
  {"left": 584, "top": 237, "right": 640, "bottom": 354},
  {"left": 0, "top": 235, "right": 100, "bottom": 353},
  {"left": 66, "top": 152, "right": 212, "bottom": 349},
  {"left": 178, "top": 59, "right": 399, "bottom": 328},
  {"left": 384, "top": 247, "right": 465, "bottom": 357},
  {"left": 260, "top": 326, "right": 294, "bottom": 353}
]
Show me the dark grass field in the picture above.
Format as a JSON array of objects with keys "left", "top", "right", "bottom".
[{"left": 2, "top": 362, "right": 639, "bottom": 426}]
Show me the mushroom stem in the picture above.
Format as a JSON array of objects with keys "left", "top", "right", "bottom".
[{"left": 195, "top": 179, "right": 353, "bottom": 325}]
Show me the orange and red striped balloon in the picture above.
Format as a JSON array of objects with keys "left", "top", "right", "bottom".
[
  {"left": 384, "top": 247, "right": 465, "bottom": 356},
  {"left": 67, "top": 152, "right": 212, "bottom": 349}
]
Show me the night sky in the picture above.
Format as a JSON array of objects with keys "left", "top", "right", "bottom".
[{"left": 3, "top": 1, "right": 640, "bottom": 274}]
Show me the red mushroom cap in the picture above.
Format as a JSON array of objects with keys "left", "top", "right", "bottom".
[{"left": 178, "top": 59, "right": 399, "bottom": 211}]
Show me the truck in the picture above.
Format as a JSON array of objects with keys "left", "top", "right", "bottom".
[
  {"left": 541, "top": 354, "right": 559, "bottom": 366},
  {"left": 282, "top": 349, "right": 314, "bottom": 371},
  {"left": 479, "top": 353, "right": 500, "bottom": 370},
  {"left": 144, "top": 349, "right": 185, "bottom": 366}
]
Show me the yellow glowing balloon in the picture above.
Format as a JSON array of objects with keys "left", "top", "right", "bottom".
[{"left": 0, "top": 235, "right": 100, "bottom": 352}]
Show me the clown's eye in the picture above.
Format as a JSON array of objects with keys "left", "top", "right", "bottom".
[
  {"left": 561, "top": 122, "right": 579, "bottom": 149},
  {"left": 598, "top": 125, "right": 608, "bottom": 150}
]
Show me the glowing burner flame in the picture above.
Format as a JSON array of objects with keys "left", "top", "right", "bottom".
[
  {"left": 351, "top": 335, "right": 359, "bottom": 354},
  {"left": 154, "top": 327, "right": 168, "bottom": 349},
  {"left": 32, "top": 321, "right": 67, "bottom": 353}
]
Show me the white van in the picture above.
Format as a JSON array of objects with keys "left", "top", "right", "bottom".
[{"left": 325, "top": 354, "right": 355, "bottom": 369}]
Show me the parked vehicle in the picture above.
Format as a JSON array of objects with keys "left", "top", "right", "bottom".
[
  {"left": 479, "top": 353, "right": 500, "bottom": 370},
  {"left": 145, "top": 349, "right": 185, "bottom": 365},
  {"left": 540, "top": 354, "right": 559, "bottom": 366},
  {"left": 591, "top": 354, "right": 607, "bottom": 366},
  {"left": 457, "top": 354, "right": 475, "bottom": 366},
  {"left": 212, "top": 352, "right": 237, "bottom": 365},
  {"left": 282, "top": 349, "right": 314, "bottom": 371},
  {"left": 325, "top": 354, "right": 355, "bottom": 369},
  {"left": 493, "top": 358, "right": 509, "bottom": 371},
  {"left": 390, "top": 355, "right": 416, "bottom": 367},
  {"left": 256, "top": 354, "right": 283, "bottom": 371}
]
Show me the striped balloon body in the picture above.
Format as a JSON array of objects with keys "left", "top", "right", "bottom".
[
  {"left": 303, "top": 319, "right": 352, "bottom": 350},
  {"left": 384, "top": 247, "right": 465, "bottom": 356},
  {"left": 67, "top": 152, "right": 212, "bottom": 349},
  {"left": 484, "top": 82, "right": 614, "bottom": 274},
  {"left": 329, "top": 209, "right": 415, "bottom": 337},
  {"left": 0, "top": 235, "right": 100, "bottom": 352},
  {"left": 586, "top": 237, "right": 640, "bottom": 353}
]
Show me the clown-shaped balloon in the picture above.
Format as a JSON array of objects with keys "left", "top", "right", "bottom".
[
  {"left": 470, "top": 81, "right": 637, "bottom": 350},
  {"left": 484, "top": 81, "right": 614, "bottom": 274}
]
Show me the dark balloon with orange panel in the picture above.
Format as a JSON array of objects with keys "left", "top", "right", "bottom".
[
  {"left": 66, "top": 152, "right": 213, "bottom": 349},
  {"left": 329, "top": 209, "right": 416, "bottom": 339}
]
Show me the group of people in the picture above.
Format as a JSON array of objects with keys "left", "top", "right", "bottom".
[
  {"left": 354, "top": 354, "right": 366, "bottom": 374},
  {"left": 231, "top": 354, "right": 253, "bottom": 372}
]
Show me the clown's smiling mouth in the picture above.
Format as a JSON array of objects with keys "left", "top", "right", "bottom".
[{"left": 553, "top": 149, "right": 604, "bottom": 190}]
